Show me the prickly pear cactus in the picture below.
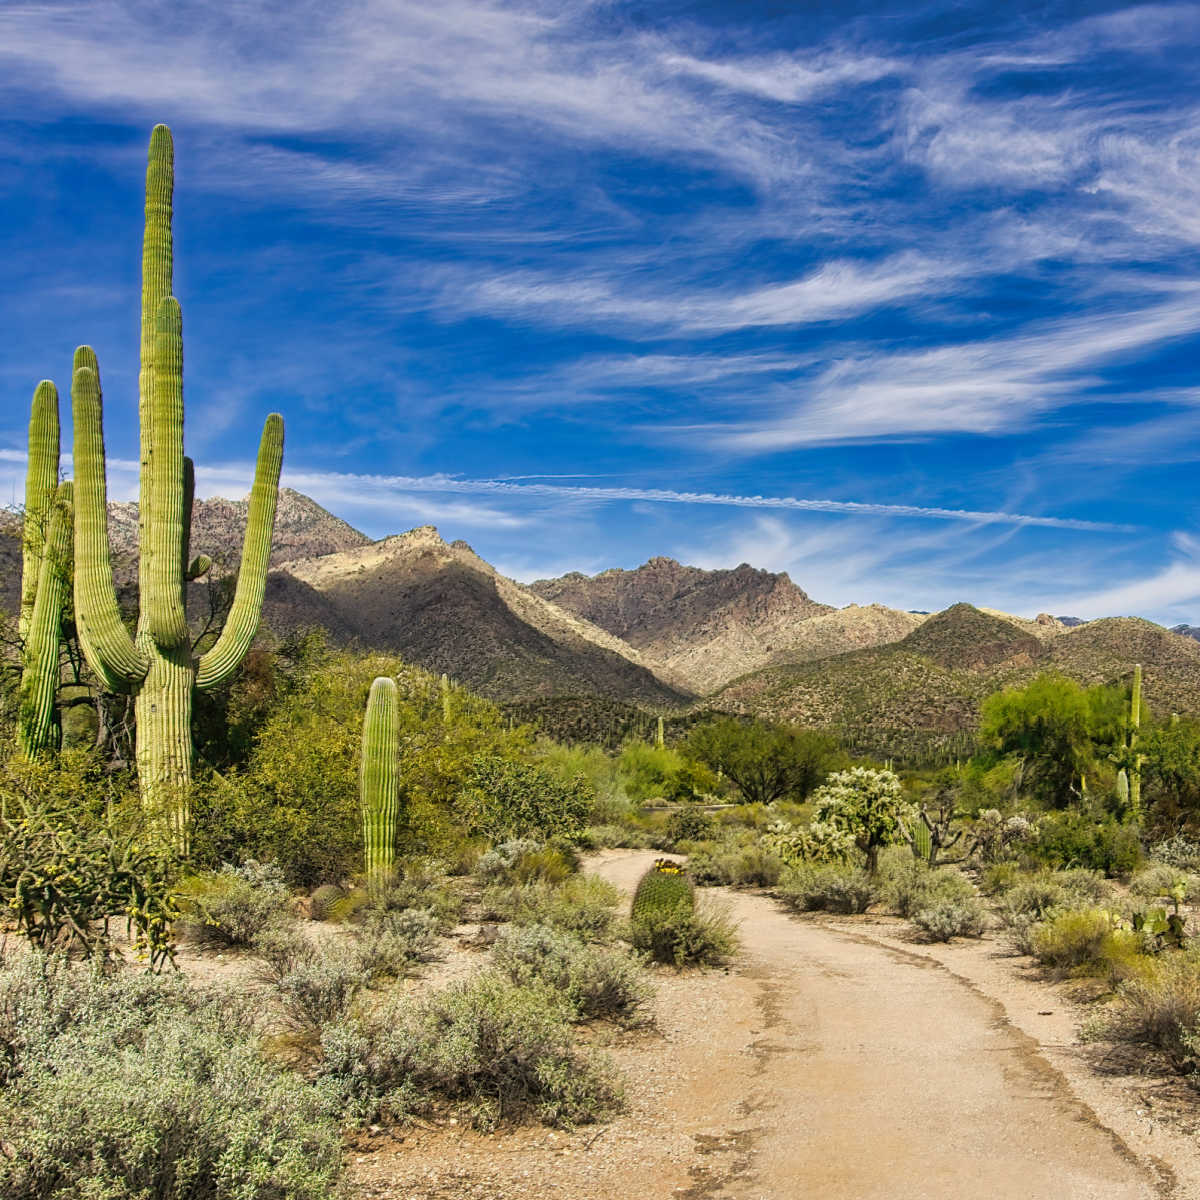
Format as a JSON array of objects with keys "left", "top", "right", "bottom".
[{"left": 631, "top": 858, "right": 694, "bottom": 924}]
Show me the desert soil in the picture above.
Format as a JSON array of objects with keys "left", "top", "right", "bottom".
[{"left": 348, "top": 850, "right": 1200, "bottom": 1199}]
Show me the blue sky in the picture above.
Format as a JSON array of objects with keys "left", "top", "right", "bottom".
[{"left": 3, "top": 1, "right": 1200, "bottom": 622}]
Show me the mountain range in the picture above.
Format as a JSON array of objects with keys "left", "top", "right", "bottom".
[{"left": 4, "top": 489, "right": 1199, "bottom": 754}]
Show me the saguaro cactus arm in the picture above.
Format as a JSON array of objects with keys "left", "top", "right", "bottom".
[
  {"left": 20, "top": 381, "right": 60, "bottom": 642},
  {"left": 141, "top": 296, "right": 188, "bottom": 649},
  {"left": 71, "top": 359, "right": 148, "bottom": 689},
  {"left": 18, "top": 481, "right": 73, "bottom": 757},
  {"left": 195, "top": 413, "right": 284, "bottom": 691}
]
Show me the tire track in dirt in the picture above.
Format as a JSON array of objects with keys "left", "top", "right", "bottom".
[{"left": 590, "top": 850, "right": 1167, "bottom": 1200}]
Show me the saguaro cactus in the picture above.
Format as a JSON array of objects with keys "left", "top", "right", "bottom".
[
  {"left": 1129, "top": 663, "right": 1144, "bottom": 824},
  {"left": 361, "top": 676, "right": 401, "bottom": 894},
  {"left": 17, "top": 382, "right": 73, "bottom": 757},
  {"left": 71, "top": 125, "right": 283, "bottom": 846}
]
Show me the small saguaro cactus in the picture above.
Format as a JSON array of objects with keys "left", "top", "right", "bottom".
[
  {"left": 361, "top": 676, "right": 401, "bottom": 895},
  {"left": 655, "top": 715, "right": 665, "bottom": 749},
  {"left": 631, "top": 858, "right": 694, "bottom": 925},
  {"left": 17, "top": 381, "right": 73, "bottom": 757},
  {"left": 71, "top": 125, "right": 283, "bottom": 847}
]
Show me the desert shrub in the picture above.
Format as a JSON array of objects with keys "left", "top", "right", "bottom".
[
  {"left": 979, "top": 861, "right": 1024, "bottom": 895},
  {"left": 1097, "top": 952, "right": 1200, "bottom": 1069},
  {"left": 628, "top": 895, "right": 738, "bottom": 967},
  {"left": 1052, "top": 868, "right": 1116, "bottom": 906},
  {"left": 994, "top": 875, "right": 1069, "bottom": 925},
  {"left": 776, "top": 863, "right": 876, "bottom": 914},
  {"left": 480, "top": 874, "right": 621, "bottom": 941},
  {"left": 364, "top": 866, "right": 465, "bottom": 931},
  {"left": 1148, "top": 834, "right": 1200, "bottom": 873},
  {"left": 176, "top": 862, "right": 292, "bottom": 948},
  {"left": 1030, "top": 908, "right": 1118, "bottom": 971},
  {"left": 665, "top": 807, "right": 716, "bottom": 845},
  {"left": 912, "top": 897, "right": 988, "bottom": 941},
  {"left": 1028, "top": 812, "right": 1142, "bottom": 876},
  {"left": 1130, "top": 863, "right": 1196, "bottom": 900},
  {"left": 274, "top": 950, "right": 364, "bottom": 1033},
  {"left": 355, "top": 907, "right": 441, "bottom": 977},
  {"left": 765, "top": 818, "right": 856, "bottom": 866},
  {"left": 476, "top": 839, "right": 575, "bottom": 885},
  {"left": 576, "top": 823, "right": 631, "bottom": 850},
  {"left": 687, "top": 837, "right": 784, "bottom": 888},
  {"left": 492, "top": 924, "right": 651, "bottom": 1024},
  {"left": 0, "top": 953, "right": 341, "bottom": 1198},
  {"left": 877, "top": 855, "right": 977, "bottom": 918},
  {"left": 461, "top": 756, "right": 592, "bottom": 843},
  {"left": 318, "top": 972, "right": 622, "bottom": 1128}
]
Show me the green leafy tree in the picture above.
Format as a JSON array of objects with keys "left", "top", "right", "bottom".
[
  {"left": 811, "top": 766, "right": 914, "bottom": 875},
  {"left": 1142, "top": 718, "right": 1200, "bottom": 827},
  {"left": 685, "top": 718, "right": 836, "bottom": 806},
  {"left": 459, "top": 755, "right": 592, "bottom": 842},
  {"left": 979, "top": 675, "right": 1124, "bottom": 808}
]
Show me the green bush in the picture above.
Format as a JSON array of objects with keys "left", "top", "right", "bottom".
[
  {"left": 479, "top": 874, "right": 621, "bottom": 941},
  {"left": 461, "top": 756, "right": 592, "bottom": 843},
  {"left": 1098, "top": 952, "right": 1200, "bottom": 1070},
  {"left": 912, "top": 897, "right": 987, "bottom": 941},
  {"left": 1130, "top": 863, "right": 1196, "bottom": 900},
  {"left": 877, "top": 855, "right": 976, "bottom": 918},
  {"left": 176, "top": 861, "right": 291, "bottom": 948},
  {"left": 628, "top": 895, "right": 739, "bottom": 967},
  {"left": 776, "top": 864, "right": 876, "bottom": 914},
  {"left": 476, "top": 839, "right": 575, "bottom": 885},
  {"left": 354, "top": 907, "right": 441, "bottom": 977},
  {"left": 0, "top": 954, "right": 341, "bottom": 1199},
  {"left": 576, "top": 823, "right": 632, "bottom": 850},
  {"left": 665, "top": 807, "right": 716, "bottom": 845},
  {"left": 687, "top": 839, "right": 783, "bottom": 888},
  {"left": 364, "top": 867, "right": 465, "bottom": 931},
  {"left": 1028, "top": 812, "right": 1142, "bottom": 876},
  {"left": 318, "top": 972, "right": 622, "bottom": 1129},
  {"left": 1029, "top": 908, "right": 1120, "bottom": 971},
  {"left": 492, "top": 924, "right": 652, "bottom": 1025}
]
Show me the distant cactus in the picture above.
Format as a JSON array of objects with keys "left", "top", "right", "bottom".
[
  {"left": 631, "top": 858, "right": 694, "bottom": 925},
  {"left": 17, "top": 383, "right": 72, "bottom": 758},
  {"left": 70, "top": 126, "right": 283, "bottom": 847},
  {"left": 361, "top": 676, "right": 401, "bottom": 895},
  {"left": 910, "top": 819, "right": 933, "bottom": 863},
  {"left": 1129, "top": 663, "right": 1144, "bottom": 824}
]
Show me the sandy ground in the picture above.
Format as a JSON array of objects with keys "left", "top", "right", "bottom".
[{"left": 347, "top": 850, "right": 1200, "bottom": 1200}]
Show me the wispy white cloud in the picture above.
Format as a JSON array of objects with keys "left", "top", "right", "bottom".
[{"left": 685, "top": 288, "right": 1200, "bottom": 449}]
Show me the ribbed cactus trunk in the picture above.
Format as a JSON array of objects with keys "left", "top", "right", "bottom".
[
  {"left": 71, "top": 125, "right": 283, "bottom": 850},
  {"left": 1129, "top": 663, "right": 1144, "bottom": 825},
  {"left": 17, "top": 380, "right": 72, "bottom": 758},
  {"left": 361, "top": 677, "right": 401, "bottom": 895},
  {"left": 17, "top": 383, "right": 73, "bottom": 757}
]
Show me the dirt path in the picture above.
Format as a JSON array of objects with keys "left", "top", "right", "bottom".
[{"left": 351, "top": 851, "right": 1196, "bottom": 1199}]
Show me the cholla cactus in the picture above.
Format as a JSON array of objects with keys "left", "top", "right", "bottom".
[
  {"left": 71, "top": 126, "right": 283, "bottom": 847},
  {"left": 812, "top": 766, "right": 915, "bottom": 875},
  {"left": 17, "top": 380, "right": 73, "bottom": 757}
]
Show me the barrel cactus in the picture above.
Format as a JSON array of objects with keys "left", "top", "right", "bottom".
[
  {"left": 631, "top": 858, "right": 694, "bottom": 924},
  {"left": 309, "top": 884, "right": 348, "bottom": 922}
]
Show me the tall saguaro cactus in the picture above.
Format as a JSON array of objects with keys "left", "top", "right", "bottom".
[
  {"left": 1129, "top": 663, "right": 1144, "bottom": 825},
  {"left": 71, "top": 125, "right": 283, "bottom": 847},
  {"left": 17, "top": 382, "right": 73, "bottom": 757},
  {"left": 361, "top": 676, "right": 401, "bottom": 894}
]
